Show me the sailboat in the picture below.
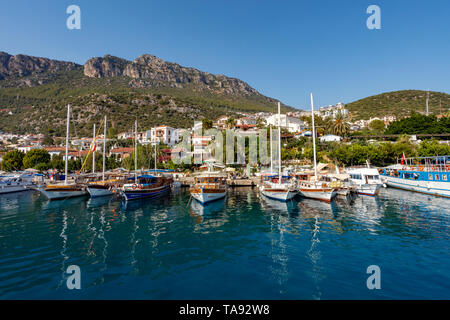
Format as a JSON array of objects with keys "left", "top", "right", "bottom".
[
  {"left": 120, "top": 121, "right": 173, "bottom": 201},
  {"left": 39, "top": 104, "right": 88, "bottom": 200},
  {"left": 297, "top": 94, "right": 337, "bottom": 203},
  {"left": 86, "top": 116, "right": 126, "bottom": 197},
  {"left": 259, "top": 102, "right": 297, "bottom": 201}
]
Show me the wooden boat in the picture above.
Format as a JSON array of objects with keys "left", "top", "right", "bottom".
[
  {"left": 120, "top": 174, "right": 172, "bottom": 201},
  {"left": 296, "top": 94, "right": 336, "bottom": 202},
  {"left": 39, "top": 104, "right": 87, "bottom": 200},
  {"left": 190, "top": 172, "right": 227, "bottom": 204},
  {"left": 259, "top": 104, "right": 297, "bottom": 202},
  {"left": 260, "top": 174, "right": 297, "bottom": 201}
]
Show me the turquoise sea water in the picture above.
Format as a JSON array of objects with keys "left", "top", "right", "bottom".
[{"left": 0, "top": 187, "right": 449, "bottom": 299}]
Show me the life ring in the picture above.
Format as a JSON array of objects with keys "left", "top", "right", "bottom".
[{"left": 132, "top": 184, "right": 137, "bottom": 190}]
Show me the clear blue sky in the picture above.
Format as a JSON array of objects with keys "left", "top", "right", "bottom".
[{"left": 1, "top": 0, "right": 449, "bottom": 109}]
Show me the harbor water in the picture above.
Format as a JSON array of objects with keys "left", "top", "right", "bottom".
[{"left": 0, "top": 188, "right": 449, "bottom": 299}]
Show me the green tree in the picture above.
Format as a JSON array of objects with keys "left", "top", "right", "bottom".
[
  {"left": 369, "top": 120, "right": 385, "bottom": 133},
  {"left": 331, "top": 113, "right": 350, "bottom": 136},
  {"left": 202, "top": 118, "right": 213, "bottom": 130},
  {"left": 1, "top": 150, "right": 24, "bottom": 171},
  {"left": 50, "top": 155, "right": 65, "bottom": 170},
  {"left": 42, "top": 135, "right": 55, "bottom": 146},
  {"left": 23, "top": 149, "right": 51, "bottom": 169}
]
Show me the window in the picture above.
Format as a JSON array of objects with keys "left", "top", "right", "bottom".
[
  {"left": 428, "top": 174, "right": 433, "bottom": 180},
  {"left": 443, "top": 175, "right": 448, "bottom": 181},
  {"left": 435, "top": 174, "right": 440, "bottom": 181}
]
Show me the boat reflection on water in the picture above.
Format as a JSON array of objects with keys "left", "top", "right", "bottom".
[
  {"left": 298, "top": 198, "right": 338, "bottom": 219},
  {"left": 190, "top": 197, "right": 226, "bottom": 217},
  {"left": 259, "top": 193, "right": 299, "bottom": 216},
  {"left": 87, "top": 195, "right": 116, "bottom": 209},
  {"left": 40, "top": 194, "right": 88, "bottom": 212},
  {"left": 120, "top": 194, "right": 171, "bottom": 212}
]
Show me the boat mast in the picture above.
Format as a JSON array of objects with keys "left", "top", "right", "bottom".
[
  {"left": 135, "top": 120, "right": 138, "bottom": 182},
  {"left": 310, "top": 93, "right": 318, "bottom": 181},
  {"left": 278, "top": 102, "right": 282, "bottom": 185},
  {"left": 102, "top": 115, "right": 106, "bottom": 182},
  {"left": 426, "top": 91, "right": 429, "bottom": 116},
  {"left": 270, "top": 125, "right": 273, "bottom": 174},
  {"left": 92, "top": 123, "right": 96, "bottom": 174},
  {"left": 154, "top": 141, "right": 157, "bottom": 171},
  {"left": 64, "top": 104, "right": 70, "bottom": 185}
]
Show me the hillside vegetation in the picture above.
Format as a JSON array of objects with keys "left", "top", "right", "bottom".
[
  {"left": 346, "top": 90, "right": 450, "bottom": 120},
  {"left": 0, "top": 52, "right": 295, "bottom": 136}
]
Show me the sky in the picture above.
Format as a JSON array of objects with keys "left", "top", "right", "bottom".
[{"left": 1, "top": 0, "right": 449, "bottom": 109}]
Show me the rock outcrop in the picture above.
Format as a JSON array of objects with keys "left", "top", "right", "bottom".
[
  {"left": 0, "top": 52, "right": 79, "bottom": 80},
  {"left": 83, "top": 54, "right": 259, "bottom": 96}
]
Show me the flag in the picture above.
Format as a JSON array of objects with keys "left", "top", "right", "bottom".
[
  {"left": 90, "top": 141, "right": 97, "bottom": 152},
  {"left": 401, "top": 153, "right": 406, "bottom": 165}
]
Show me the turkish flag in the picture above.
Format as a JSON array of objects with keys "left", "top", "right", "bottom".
[
  {"left": 401, "top": 153, "right": 406, "bottom": 165},
  {"left": 90, "top": 141, "right": 97, "bottom": 152}
]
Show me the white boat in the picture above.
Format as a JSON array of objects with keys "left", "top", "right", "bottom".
[
  {"left": 0, "top": 172, "right": 35, "bottom": 194},
  {"left": 190, "top": 164, "right": 227, "bottom": 205},
  {"left": 346, "top": 164, "right": 382, "bottom": 196},
  {"left": 380, "top": 157, "right": 450, "bottom": 198},
  {"left": 260, "top": 180, "right": 297, "bottom": 201},
  {"left": 296, "top": 93, "right": 336, "bottom": 202},
  {"left": 297, "top": 180, "right": 337, "bottom": 202},
  {"left": 39, "top": 185, "right": 87, "bottom": 200},
  {"left": 259, "top": 104, "right": 298, "bottom": 202}
]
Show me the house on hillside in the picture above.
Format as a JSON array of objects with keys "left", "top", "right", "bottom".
[{"left": 320, "top": 134, "right": 342, "bottom": 143}]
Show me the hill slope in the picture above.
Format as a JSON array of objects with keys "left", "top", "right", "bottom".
[
  {"left": 0, "top": 52, "right": 293, "bottom": 136},
  {"left": 346, "top": 90, "right": 450, "bottom": 120}
]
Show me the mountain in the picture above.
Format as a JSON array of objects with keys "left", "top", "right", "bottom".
[
  {"left": 346, "top": 90, "right": 450, "bottom": 120},
  {"left": 0, "top": 52, "right": 292, "bottom": 136}
]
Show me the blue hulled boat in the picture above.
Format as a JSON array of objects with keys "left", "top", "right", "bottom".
[
  {"left": 120, "top": 174, "right": 172, "bottom": 201},
  {"left": 381, "top": 156, "right": 450, "bottom": 198}
]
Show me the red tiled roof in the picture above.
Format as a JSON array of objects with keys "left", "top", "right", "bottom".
[{"left": 110, "top": 147, "right": 134, "bottom": 153}]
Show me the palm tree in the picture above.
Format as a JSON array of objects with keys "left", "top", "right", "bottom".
[
  {"left": 331, "top": 112, "right": 350, "bottom": 137},
  {"left": 225, "top": 117, "right": 236, "bottom": 129}
]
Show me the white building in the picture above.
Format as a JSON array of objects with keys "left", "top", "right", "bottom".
[
  {"left": 17, "top": 145, "right": 36, "bottom": 153},
  {"left": 320, "top": 134, "right": 342, "bottom": 143},
  {"left": 192, "top": 135, "right": 214, "bottom": 162},
  {"left": 264, "top": 114, "right": 306, "bottom": 133},
  {"left": 145, "top": 126, "right": 180, "bottom": 146}
]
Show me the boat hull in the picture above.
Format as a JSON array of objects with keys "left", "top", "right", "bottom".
[
  {"left": 191, "top": 190, "right": 226, "bottom": 204},
  {"left": 383, "top": 176, "right": 450, "bottom": 198},
  {"left": 39, "top": 188, "right": 88, "bottom": 200},
  {"left": 0, "top": 185, "right": 29, "bottom": 194},
  {"left": 87, "top": 186, "right": 114, "bottom": 198},
  {"left": 260, "top": 189, "right": 297, "bottom": 202},
  {"left": 355, "top": 184, "right": 381, "bottom": 196},
  {"left": 121, "top": 185, "right": 171, "bottom": 201},
  {"left": 298, "top": 188, "right": 337, "bottom": 203}
]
